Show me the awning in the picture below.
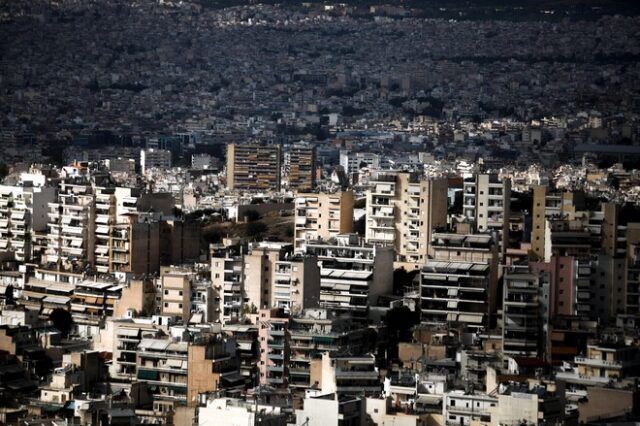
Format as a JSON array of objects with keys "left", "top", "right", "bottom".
[
  {"left": 137, "top": 369, "right": 159, "bottom": 380},
  {"left": 458, "top": 313, "right": 483, "bottom": 324},
  {"left": 416, "top": 394, "right": 442, "bottom": 405},
  {"left": 117, "top": 328, "right": 140, "bottom": 337}
]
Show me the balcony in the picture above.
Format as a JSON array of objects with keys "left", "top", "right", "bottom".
[{"left": 575, "top": 357, "right": 624, "bottom": 369}]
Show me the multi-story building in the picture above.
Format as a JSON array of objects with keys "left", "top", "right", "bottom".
[
  {"left": 136, "top": 333, "right": 240, "bottom": 410},
  {"left": 110, "top": 216, "right": 161, "bottom": 275},
  {"left": 140, "top": 148, "right": 171, "bottom": 174},
  {"left": 293, "top": 191, "right": 354, "bottom": 254},
  {"left": 442, "top": 390, "right": 496, "bottom": 426},
  {"left": 502, "top": 267, "right": 549, "bottom": 358},
  {"left": 295, "top": 393, "right": 365, "bottom": 426},
  {"left": 305, "top": 234, "right": 394, "bottom": 320},
  {"left": 289, "top": 309, "right": 371, "bottom": 390},
  {"left": 462, "top": 174, "right": 511, "bottom": 258},
  {"left": 625, "top": 223, "right": 640, "bottom": 315},
  {"left": 489, "top": 381, "right": 565, "bottom": 426},
  {"left": 531, "top": 187, "right": 584, "bottom": 260},
  {"left": 226, "top": 143, "right": 281, "bottom": 191},
  {"left": 0, "top": 184, "right": 55, "bottom": 262},
  {"left": 70, "top": 279, "right": 123, "bottom": 338},
  {"left": 157, "top": 266, "right": 213, "bottom": 323},
  {"left": 45, "top": 183, "right": 95, "bottom": 272},
  {"left": 420, "top": 258, "right": 498, "bottom": 329},
  {"left": 312, "top": 353, "right": 380, "bottom": 397},
  {"left": 258, "top": 308, "right": 290, "bottom": 387},
  {"left": 287, "top": 144, "right": 316, "bottom": 191},
  {"left": 557, "top": 342, "right": 640, "bottom": 386},
  {"left": 365, "top": 172, "right": 448, "bottom": 265},
  {"left": 211, "top": 242, "right": 320, "bottom": 324}
]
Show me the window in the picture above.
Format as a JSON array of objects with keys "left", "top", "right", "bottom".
[
  {"left": 178, "top": 304, "right": 182, "bottom": 309},
  {"left": 178, "top": 291, "right": 183, "bottom": 296},
  {"left": 164, "top": 290, "right": 168, "bottom": 295},
  {"left": 164, "top": 303, "right": 168, "bottom": 308},
  {"left": 215, "top": 273, "right": 220, "bottom": 279}
]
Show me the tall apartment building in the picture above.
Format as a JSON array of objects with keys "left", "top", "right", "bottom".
[
  {"left": 305, "top": 234, "right": 394, "bottom": 320},
  {"left": 157, "top": 266, "right": 215, "bottom": 323},
  {"left": 210, "top": 242, "right": 320, "bottom": 324},
  {"left": 0, "top": 184, "right": 55, "bottom": 262},
  {"left": 502, "top": 267, "right": 550, "bottom": 358},
  {"left": 226, "top": 144, "right": 281, "bottom": 191},
  {"left": 46, "top": 182, "right": 95, "bottom": 272},
  {"left": 110, "top": 217, "right": 160, "bottom": 275},
  {"left": 365, "top": 172, "right": 448, "bottom": 265},
  {"left": 462, "top": 174, "right": 511, "bottom": 258},
  {"left": 625, "top": 223, "right": 640, "bottom": 315},
  {"left": 287, "top": 144, "right": 316, "bottom": 191},
  {"left": 257, "top": 308, "right": 290, "bottom": 387},
  {"left": 420, "top": 259, "right": 497, "bottom": 329},
  {"left": 531, "top": 186, "right": 584, "bottom": 260},
  {"left": 140, "top": 148, "right": 171, "bottom": 174},
  {"left": 293, "top": 191, "right": 354, "bottom": 253}
]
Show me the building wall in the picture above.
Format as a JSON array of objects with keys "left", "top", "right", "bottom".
[
  {"left": 159, "top": 273, "right": 190, "bottom": 321},
  {"left": 187, "top": 345, "right": 221, "bottom": 408}
]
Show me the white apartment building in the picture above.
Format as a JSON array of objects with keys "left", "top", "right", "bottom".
[
  {"left": 305, "top": 234, "right": 394, "bottom": 320},
  {"left": 0, "top": 184, "right": 55, "bottom": 262},
  {"left": 463, "top": 174, "right": 511, "bottom": 258}
]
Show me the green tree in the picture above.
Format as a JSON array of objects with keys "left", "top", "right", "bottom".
[
  {"left": 49, "top": 308, "right": 73, "bottom": 338},
  {"left": 246, "top": 221, "right": 267, "bottom": 239}
]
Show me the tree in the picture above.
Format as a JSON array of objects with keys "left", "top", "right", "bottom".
[
  {"left": 49, "top": 308, "right": 73, "bottom": 338},
  {"left": 393, "top": 268, "right": 419, "bottom": 295},
  {"left": 243, "top": 209, "right": 261, "bottom": 222},
  {"left": 384, "top": 306, "right": 420, "bottom": 362},
  {"left": 246, "top": 221, "right": 267, "bottom": 239},
  {"left": 4, "top": 284, "right": 14, "bottom": 305}
]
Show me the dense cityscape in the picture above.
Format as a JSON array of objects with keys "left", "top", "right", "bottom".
[{"left": 2, "top": 0, "right": 640, "bottom": 425}]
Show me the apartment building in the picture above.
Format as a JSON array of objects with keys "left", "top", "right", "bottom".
[
  {"left": 420, "top": 259, "right": 497, "bottom": 329},
  {"left": 462, "top": 174, "right": 511, "bottom": 258},
  {"left": 442, "top": 390, "right": 496, "bottom": 426},
  {"left": 502, "top": 267, "right": 550, "bottom": 358},
  {"left": 295, "top": 393, "right": 366, "bottom": 426},
  {"left": 226, "top": 143, "right": 281, "bottom": 191},
  {"left": 293, "top": 191, "right": 354, "bottom": 254},
  {"left": 287, "top": 144, "right": 316, "bottom": 191},
  {"left": 557, "top": 342, "right": 640, "bottom": 386},
  {"left": 136, "top": 333, "right": 240, "bottom": 410},
  {"left": 71, "top": 279, "right": 123, "bottom": 338},
  {"left": 531, "top": 187, "right": 584, "bottom": 260},
  {"left": 365, "top": 172, "right": 448, "bottom": 265},
  {"left": 489, "top": 381, "right": 565, "bottom": 426},
  {"left": 211, "top": 242, "right": 320, "bottom": 324},
  {"left": 305, "top": 234, "right": 394, "bottom": 320},
  {"left": 157, "top": 266, "right": 214, "bottom": 323},
  {"left": 0, "top": 184, "right": 55, "bottom": 262},
  {"left": 625, "top": 223, "right": 640, "bottom": 315},
  {"left": 108, "top": 318, "right": 166, "bottom": 381},
  {"left": 312, "top": 353, "right": 380, "bottom": 397},
  {"left": 295, "top": 393, "right": 365, "bottom": 426},
  {"left": 45, "top": 183, "right": 95, "bottom": 272},
  {"left": 140, "top": 148, "right": 171, "bottom": 174},
  {"left": 289, "top": 309, "right": 371, "bottom": 390},
  {"left": 258, "top": 308, "right": 290, "bottom": 387},
  {"left": 110, "top": 217, "right": 160, "bottom": 274}
]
